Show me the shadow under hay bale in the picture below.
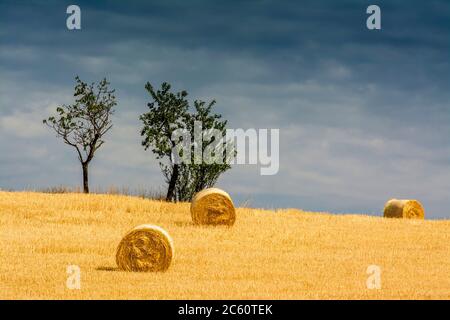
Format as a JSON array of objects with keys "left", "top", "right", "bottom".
[
  {"left": 190, "top": 188, "right": 236, "bottom": 226},
  {"left": 116, "top": 224, "right": 173, "bottom": 272},
  {"left": 96, "top": 266, "right": 120, "bottom": 272},
  {"left": 383, "top": 199, "right": 425, "bottom": 219}
]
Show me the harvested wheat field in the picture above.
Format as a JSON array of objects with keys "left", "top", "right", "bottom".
[{"left": 1, "top": 191, "right": 449, "bottom": 300}]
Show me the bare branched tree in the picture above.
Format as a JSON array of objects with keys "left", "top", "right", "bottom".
[{"left": 43, "top": 76, "right": 117, "bottom": 193}]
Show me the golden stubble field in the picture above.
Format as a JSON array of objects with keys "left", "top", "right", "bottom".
[{"left": 1, "top": 191, "right": 449, "bottom": 300}]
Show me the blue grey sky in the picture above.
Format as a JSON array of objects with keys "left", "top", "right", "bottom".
[{"left": 1, "top": 0, "right": 449, "bottom": 218}]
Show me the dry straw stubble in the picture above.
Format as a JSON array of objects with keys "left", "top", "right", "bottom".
[
  {"left": 383, "top": 199, "right": 425, "bottom": 219},
  {"left": 191, "top": 188, "right": 236, "bottom": 226},
  {"left": 116, "top": 224, "right": 174, "bottom": 272}
]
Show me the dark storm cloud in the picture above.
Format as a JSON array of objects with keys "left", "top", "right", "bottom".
[{"left": 0, "top": 0, "right": 449, "bottom": 217}]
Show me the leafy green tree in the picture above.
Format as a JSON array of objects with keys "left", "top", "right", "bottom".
[
  {"left": 174, "top": 99, "right": 234, "bottom": 201},
  {"left": 140, "top": 82, "right": 189, "bottom": 201},
  {"left": 43, "top": 76, "right": 117, "bottom": 193},
  {"left": 140, "top": 82, "right": 234, "bottom": 202}
]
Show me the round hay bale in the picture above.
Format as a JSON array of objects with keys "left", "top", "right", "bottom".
[
  {"left": 116, "top": 224, "right": 173, "bottom": 272},
  {"left": 191, "top": 188, "right": 236, "bottom": 226},
  {"left": 383, "top": 199, "right": 425, "bottom": 219}
]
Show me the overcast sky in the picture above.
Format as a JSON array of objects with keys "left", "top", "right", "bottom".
[{"left": 1, "top": 0, "right": 449, "bottom": 218}]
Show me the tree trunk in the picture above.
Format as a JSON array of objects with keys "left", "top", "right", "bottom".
[
  {"left": 166, "top": 164, "right": 179, "bottom": 201},
  {"left": 82, "top": 162, "right": 89, "bottom": 194}
]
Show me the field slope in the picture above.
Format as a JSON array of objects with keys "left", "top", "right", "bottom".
[{"left": 1, "top": 191, "right": 449, "bottom": 299}]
